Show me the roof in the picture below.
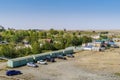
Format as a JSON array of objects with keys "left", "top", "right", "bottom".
[
  {"left": 8, "top": 55, "right": 34, "bottom": 62},
  {"left": 45, "top": 39, "right": 52, "bottom": 43},
  {"left": 95, "top": 40, "right": 103, "bottom": 43},
  {"left": 101, "top": 39, "right": 109, "bottom": 42}
]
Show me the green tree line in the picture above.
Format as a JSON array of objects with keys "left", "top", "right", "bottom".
[{"left": 0, "top": 29, "right": 92, "bottom": 58}]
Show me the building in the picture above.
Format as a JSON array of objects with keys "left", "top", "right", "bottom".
[{"left": 91, "top": 35, "right": 100, "bottom": 39}]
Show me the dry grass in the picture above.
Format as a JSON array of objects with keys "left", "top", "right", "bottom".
[{"left": 1, "top": 48, "right": 120, "bottom": 80}]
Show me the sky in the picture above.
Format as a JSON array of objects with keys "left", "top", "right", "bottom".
[{"left": 0, "top": 0, "right": 120, "bottom": 30}]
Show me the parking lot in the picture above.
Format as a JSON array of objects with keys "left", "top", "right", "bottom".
[{"left": 1, "top": 48, "right": 120, "bottom": 80}]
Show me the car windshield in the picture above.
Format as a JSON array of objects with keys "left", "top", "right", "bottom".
[
  {"left": 40, "top": 60, "right": 44, "bottom": 62},
  {"left": 46, "top": 56, "right": 51, "bottom": 58},
  {"left": 58, "top": 55, "right": 63, "bottom": 56},
  {"left": 29, "top": 62, "right": 34, "bottom": 64}
]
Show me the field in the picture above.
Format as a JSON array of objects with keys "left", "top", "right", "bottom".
[{"left": 1, "top": 48, "right": 120, "bottom": 80}]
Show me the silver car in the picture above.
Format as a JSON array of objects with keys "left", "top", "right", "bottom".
[
  {"left": 37, "top": 60, "right": 47, "bottom": 65},
  {"left": 27, "top": 62, "right": 38, "bottom": 67}
]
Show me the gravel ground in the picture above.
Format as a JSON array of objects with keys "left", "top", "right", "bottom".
[{"left": 0, "top": 48, "right": 120, "bottom": 80}]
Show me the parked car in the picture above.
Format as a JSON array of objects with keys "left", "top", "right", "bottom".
[
  {"left": 46, "top": 56, "right": 55, "bottom": 62},
  {"left": 27, "top": 62, "right": 38, "bottom": 67},
  {"left": 113, "top": 45, "right": 119, "bottom": 48},
  {"left": 57, "top": 55, "right": 67, "bottom": 60},
  {"left": 66, "top": 54, "right": 74, "bottom": 58},
  {"left": 62, "top": 54, "right": 66, "bottom": 56},
  {"left": 37, "top": 60, "right": 47, "bottom": 65},
  {"left": 6, "top": 70, "right": 22, "bottom": 76}
]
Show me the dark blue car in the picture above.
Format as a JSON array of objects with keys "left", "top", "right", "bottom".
[
  {"left": 45, "top": 56, "right": 55, "bottom": 62},
  {"left": 6, "top": 70, "right": 22, "bottom": 76}
]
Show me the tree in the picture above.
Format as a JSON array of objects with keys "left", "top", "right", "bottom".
[
  {"left": 72, "top": 32, "right": 76, "bottom": 36},
  {"left": 0, "top": 45, "right": 17, "bottom": 58},
  {"left": 59, "top": 37, "right": 67, "bottom": 49},
  {"left": 64, "top": 28, "right": 66, "bottom": 32},
  {"left": 49, "top": 28, "right": 59, "bottom": 35},
  {"left": 59, "top": 31, "right": 64, "bottom": 35},
  {"left": 0, "top": 25, "right": 5, "bottom": 32},
  {"left": 78, "top": 32, "right": 81, "bottom": 35},
  {"left": 78, "top": 37, "right": 83, "bottom": 45},
  {"left": 39, "top": 31, "right": 47, "bottom": 38},
  {"left": 24, "top": 48, "right": 32, "bottom": 56},
  {"left": 82, "top": 36, "right": 92, "bottom": 43},
  {"left": 15, "top": 48, "right": 32, "bottom": 57},
  {"left": 42, "top": 42, "right": 56, "bottom": 50},
  {"left": 31, "top": 42, "right": 42, "bottom": 54},
  {"left": 100, "top": 35, "right": 108, "bottom": 39},
  {"left": 92, "top": 31, "right": 96, "bottom": 33},
  {"left": 54, "top": 42, "right": 63, "bottom": 50},
  {"left": 71, "top": 36, "right": 80, "bottom": 46}
]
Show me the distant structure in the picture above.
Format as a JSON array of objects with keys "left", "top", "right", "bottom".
[
  {"left": 8, "top": 27, "right": 16, "bottom": 30},
  {"left": 64, "top": 28, "right": 66, "bottom": 32},
  {"left": 0, "top": 25, "right": 5, "bottom": 31}
]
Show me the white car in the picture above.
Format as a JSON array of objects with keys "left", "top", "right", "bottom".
[
  {"left": 27, "top": 62, "right": 38, "bottom": 67},
  {"left": 37, "top": 60, "right": 47, "bottom": 65}
]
